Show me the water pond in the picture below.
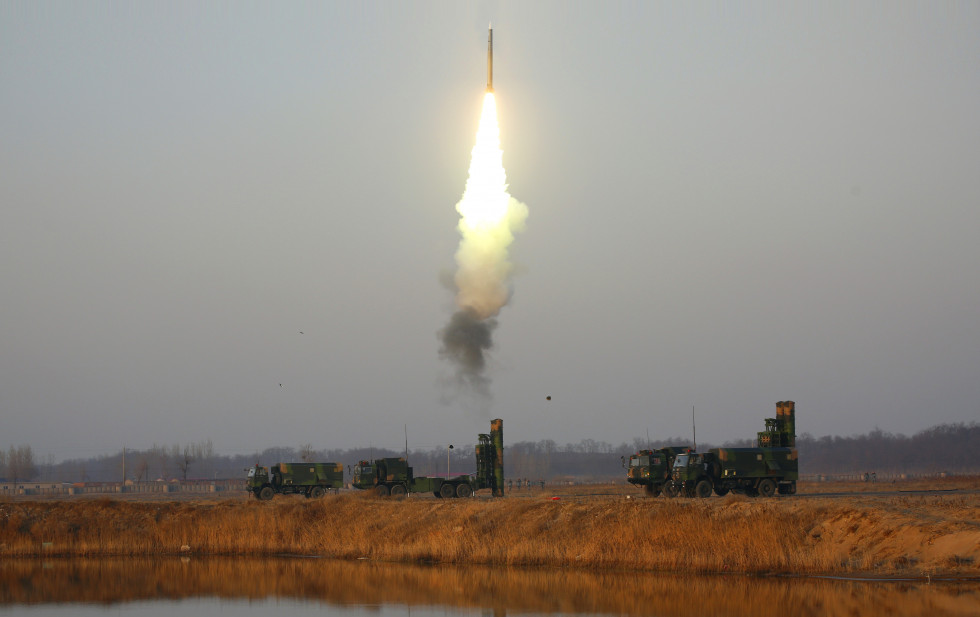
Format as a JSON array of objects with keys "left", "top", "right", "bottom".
[{"left": 0, "top": 557, "right": 977, "bottom": 617}]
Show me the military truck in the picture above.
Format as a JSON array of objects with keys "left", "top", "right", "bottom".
[
  {"left": 665, "top": 401, "right": 799, "bottom": 498},
  {"left": 246, "top": 462, "right": 344, "bottom": 500},
  {"left": 626, "top": 446, "right": 692, "bottom": 496},
  {"left": 352, "top": 419, "right": 504, "bottom": 498}
]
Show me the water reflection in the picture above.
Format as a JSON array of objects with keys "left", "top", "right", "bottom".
[{"left": 0, "top": 558, "right": 977, "bottom": 617}]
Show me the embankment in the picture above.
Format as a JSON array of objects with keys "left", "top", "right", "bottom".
[{"left": 1, "top": 491, "right": 977, "bottom": 576}]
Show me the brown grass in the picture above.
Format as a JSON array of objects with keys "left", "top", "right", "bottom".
[
  {"left": 796, "top": 475, "right": 980, "bottom": 494},
  {"left": 1, "top": 486, "right": 978, "bottom": 577}
]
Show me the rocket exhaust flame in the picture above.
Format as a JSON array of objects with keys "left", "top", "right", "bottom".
[{"left": 440, "top": 88, "right": 527, "bottom": 397}]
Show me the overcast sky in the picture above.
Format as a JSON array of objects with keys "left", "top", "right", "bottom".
[{"left": 2, "top": 2, "right": 978, "bottom": 462}]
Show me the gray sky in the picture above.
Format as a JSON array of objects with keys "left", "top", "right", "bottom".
[{"left": 2, "top": 2, "right": 978, "bottom": 462}]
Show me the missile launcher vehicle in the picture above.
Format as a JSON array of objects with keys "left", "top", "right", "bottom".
[
  {"left": 665, "top": 401, "right": 799, "bottom": 498},
  {"left": 353, "top": 419, "right": 504, "bottom": 498}
]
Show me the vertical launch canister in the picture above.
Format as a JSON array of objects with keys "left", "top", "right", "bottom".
[
  {"left": 487, "top": 24, "right": 493, "bottom": 92},
  {"left": 491, "top": 418, "right": 503, "bottom": 496}
]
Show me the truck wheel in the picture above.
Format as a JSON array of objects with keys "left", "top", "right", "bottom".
[
  {"left": 758, "top": 479, "right": 776, "bottom": 498},
  {"left": 310, "top": 486, "right": 326, "bottom": 499},
  {"left": 694, "top": 480, "right": 712, "bottom": 498},
  {"left": 259, "top": 487, "right": 274, "bottom": 501},
  {"left": 644, "top": 485, "right": 661, "bottom": 497},
  {"left": 662, "top": 483, "right": 679, "bottom": 498},
  {"left": 376, "top": 485, "right": 390, "bottom": 497},
  {"left": 390, "top": 484, "right": 407, "bottom": 498},
  {"left": 439, "top": 482, "right": 456, "bottom": 499},
  {"left": 778, "top": 481, "right": 797, "bottom": 495},
  {"left": 713, "top": 486, "right": 730, "bottom": 497},
  {"left": 455, "top": 483, "right": 473, "bottom": 498},
  {"left": 433, "top": 491, "right": 442, "bottom": 498}
]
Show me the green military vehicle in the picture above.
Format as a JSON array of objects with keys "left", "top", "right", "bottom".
[
  {"left": 352, "top": 419, "right": 504, "bottom": 498},
  {"left": 246, "top": 462, "right": 344, "bottom": 500},
  {"left": 626, "top": 446, "right": 692, "bottom": 496},
  {"left": 665, "top": 401, "right": 799, "bottom": 498},
  {"left": 352, "top": 457, "right": 478, "bottom": 498}
]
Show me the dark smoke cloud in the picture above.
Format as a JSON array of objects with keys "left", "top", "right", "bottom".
[{"left": 439, "top": 309, "right": 497, "bottom": 398}]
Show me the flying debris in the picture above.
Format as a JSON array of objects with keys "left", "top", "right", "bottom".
[{"left": 486, "top": 24, "right": 493, "bottom": 93}]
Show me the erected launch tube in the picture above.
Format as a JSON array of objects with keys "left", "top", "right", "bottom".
[{"left": 491, "top": 418, "right": 503, "bottom": 496}]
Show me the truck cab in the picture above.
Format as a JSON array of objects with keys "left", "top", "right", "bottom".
[
  {"left": 626, "top": 446, "right": 692, "bottom": 497},
  {"left": 351, "top": 460, "right": 375, "bottom": 489},
  {"left": 246, "top": 465, "right": 269, "bottom": 491},
  {"left": 246, "top": 464, "right": 277, "bottom": 500},
  {"left": 668, "top": 452, "right": 718, "bottom": 498}
]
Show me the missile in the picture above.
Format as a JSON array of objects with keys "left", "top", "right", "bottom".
[{"left": 486, "top": 24, "right": 493, "bottom": 92}]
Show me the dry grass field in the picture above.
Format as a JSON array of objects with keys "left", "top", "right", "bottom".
[{"left": 1, "top": 478, "right": 977, "bottom": 578}]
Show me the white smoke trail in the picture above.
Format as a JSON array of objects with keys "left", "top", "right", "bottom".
[{"left": 440, "top": 92, "right": 528, "bottom": 396}]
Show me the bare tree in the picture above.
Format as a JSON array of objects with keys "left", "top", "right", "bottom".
[
  {"left": 194, "top": 439, "right": 214, "bottom": 477},
  {"left": 135, "top": 457, "right": 150, "bottom": 482},
  {"left": 149, "top": 444, "right": 170, "bottom": 480},
  {"left": 298, "top": 443, "right": 315, "bottom": 462},
  {"left": 7, "top": 445, "right": 37, "bottom": 484},
  {"left": 173, "top": 444, "right": 194, "bottom": 481}
]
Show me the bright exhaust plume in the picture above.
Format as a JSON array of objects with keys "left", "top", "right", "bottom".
[{"left": 440, "top": 92, "right": 528, "bottom": 396}]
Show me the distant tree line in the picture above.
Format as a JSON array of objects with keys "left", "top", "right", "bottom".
[
  {"left": 794, "top": 423, "right": 980, "bottom": 474},
  {"left": 0, "top": 445, "right": 37, "bottom": 484},
  {"left": 5, "top": 422, "right": 978, "bottom": 484}
]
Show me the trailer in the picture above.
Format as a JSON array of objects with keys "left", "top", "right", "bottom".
[{"left": 352, "top": 419, "right": 504, "bottom": 498}]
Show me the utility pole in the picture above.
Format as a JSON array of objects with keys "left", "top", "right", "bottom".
[{"left": 692, "top": 406, "right": 697, "bottom": 451}]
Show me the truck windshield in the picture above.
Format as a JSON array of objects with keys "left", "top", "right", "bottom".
[
  {"left": 630, "top": 456, "right": 648, "bottom": 467},
  {"left": 673, "top": 454, "right": 690, "bottom": 468},
  {"left": 247, "top": 468, "right": 256, "bottom": 478},
  {"left": 356, "top": 466, "right": 372, "bottom": 475}
]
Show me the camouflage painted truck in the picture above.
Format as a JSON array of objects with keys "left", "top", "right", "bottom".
[
  {"left": 626, "top": 446, "right": 692, "bottom": 496},
  {"left": 352, "top": 419, "right": 504, "bottom": 498},
  {"left": 665, "top": 401, "right": 799, "bottom": 498},
  {"left": 246, "top": 462, "right": 344, "bottom": 500}
]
